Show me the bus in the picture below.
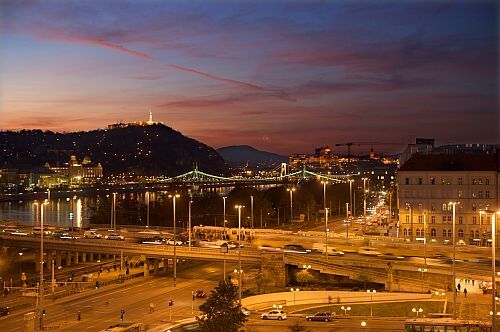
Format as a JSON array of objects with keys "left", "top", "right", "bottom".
[{"left": 404, "top": 318, "right": 492, "bottom": 332}]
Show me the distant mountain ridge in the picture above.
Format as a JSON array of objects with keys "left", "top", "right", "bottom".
[
  {"left": 217, "top": 145, "right": 287, "bottom": 167},
  {"left": 0, "top": 125, "right": 226, "bottom": 176}
]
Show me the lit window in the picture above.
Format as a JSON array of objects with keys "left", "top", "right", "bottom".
[{"left": 458, "top": 229, "right": 463, "bottom": 238}]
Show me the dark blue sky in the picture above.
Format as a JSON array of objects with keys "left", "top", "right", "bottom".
[{"left": 1, "top": 0, "right": 498, "bottom": 154}]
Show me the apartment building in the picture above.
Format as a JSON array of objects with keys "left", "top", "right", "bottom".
[{"left": 397, "top": 152, "right": 499, "bottom": 246}]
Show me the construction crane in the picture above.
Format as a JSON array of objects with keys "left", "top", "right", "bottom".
[{"left": 334, "top": 142, "right": 403, "bottom": 161}]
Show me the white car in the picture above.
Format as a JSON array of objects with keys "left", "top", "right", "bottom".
[
  {"left": 166, "top": 238, "right": 183, "bottom": 246},
  {"left": 84, "top": 230, "right": 102, "bottom": 239},
  {"left": 105, "top": 233, "right": 124, "bottom": 240},
  {"left": 358, "top": 247, "right": 382, "bottom": 256},
  {"left": 261, "top": 310, "right": 286, "bottom": 320},
  {"left": 241, "top": 307, "right": 250, "bottom": 316}
]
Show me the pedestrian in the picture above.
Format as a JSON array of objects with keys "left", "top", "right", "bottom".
[
  {"left": 77, "top": 310, "right": 81, "bottom": 321},
  {"left": 464, "top": 288, "right": 467, "bottom": 298},
  {"left": 126, "top": 267, "right": 130, "bottom": 275},
  {"left": 457, "top": 283, "right": 461, "bottom": 291},
  {"left": 149, "top": 302, "right": 155, "bottom": 313},
  {"left": 113, "top": 264, "right": 117, "bottom": 271}
]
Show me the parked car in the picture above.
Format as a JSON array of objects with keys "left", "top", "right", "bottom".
[
  {"left": 194, "top": 290, "right": 206, "bottom": 298},
  {"left": 305, "top": 312, "right": 332, "bottom": 322},
  {"left": 283, "top": 244, "right": 310, "bottom": 254},
  {"left": 84, "top": 230, "right": 102, "bottom": 239},
  {"left": 261, "top": 310, "right": 286, "bottom": 320},
  {"left": 105, "top": 233, "right": 124, "bottom": 240},
  {"left": 358, "top": 247, "right": 382, "bottom": 256},
  {"left": 241, "top": 307, "right": 250, "bottom": 316},
  {"left": 0, "top": 306, "right": 9, "bottom": 316}
]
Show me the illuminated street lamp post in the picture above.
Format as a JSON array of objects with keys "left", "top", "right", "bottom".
[
  {"left": 341, "top": 306, "right": 351, "bottom": 315},
  {"left": 188, "top": 199, "right": 192, "bottom": 251},
  {"left": 321, "top": 181, "right": 328, "bottom": 210},
  {"left": 35, "top": 200, "right": 48, "bottom": 330},
  {"left": 406, "top": 203, "right": 413, "bottom": 242},
  {"left": 362, "top": 177, "right": 368, "bottom": 233},
  {"left": 146, "top": 191, "right": 150, "bottom": 228},
  {"left": 169, "top": 194, "right": 180, "bottom": 287},
  {"left": 235, "top": 205, "right": 244, "bottom": 305},
  {"left": 367, "top": 289, "right": 376, "bottom": 316},
  {"left": 449, "top": 201, "right": 460, "bottom": 320},
  {"left": 412, "top": 307, "right": 423, "bottom": 317},
  {"left": 361, "top": 321, "right": 367, "bottom": 332},
  {"left": 418, "top": 268, "right": 427, "bottom": 293},
  {"left": 286, "top": 188, "right": 295, "bottom": 223},
  {"left": 482, "top": 209, "right": 498, "bottom": 332},
  {"left": 348, "top": 179, "right": 354, "bottom": 218},
  {"left": 290, "top": 288, "right": 299, "bottom": 310},
  {"left": 112, "top": 192, "right": 117, "bottom": 230},
  {"left": 223, "top": 197, "right": 227, "bottom": 237},
  {"left": 422, "top": 212, "right": 428, "bottom": 267},
  {"left": 325, "top": 208, "right": 329, "bottom": 260},
  {"left": 250, "top": 195, "right": 254, "bottom": 229}
]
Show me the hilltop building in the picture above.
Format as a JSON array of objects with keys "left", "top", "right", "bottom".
[{"left": 108, "top": 110, "right": 163, "bottom": 129}]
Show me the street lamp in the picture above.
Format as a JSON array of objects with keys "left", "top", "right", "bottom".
[
  {"left": 481, "top": 209, "right": 498, "bottom": 332},
  {"left": 235, "top": 205, "right": 244, "bottom": 305},
  {"left": 341, "top": 306, "right": 351, "bottom": 315},
  {"left": 367, "top": 289, "right": 376, "bottom": 316},
  {"left": 286, "top": 188, "right": 296, "bottom": 223},
  {"left": 412, "top": 307, "right": 423, "bottom": 317},
  {"left": 422, "top": 212, "right": 428, "bottom": 267},
  {"left": 406, "top": 203, "right": 413, "bottom": 242},
  {"left": 250, "top": 195, "right": 254, "bottom": 229},
  {"left": 325, "top": 208, "right": 329, "bottom": 260},
  {"left": 448, "top": 201, "right": 460, "bottom": 320},
  {"left": 188, "top": 199, "right": 192, "bottom": 251},
  {"left": 111, "top": 192, "right": 117, "bottom": 230},
  {"left": 418, "top": 268, "right": 427, "bottom": 293},
  {"left": 348, "top": 179, "right": 354, "bottom": 218},
  {"left": 223, "top": 197, "right": 227, "bottom": 238},
  {"left": 361, "top": 321, "right": 367, "bottom": 331},
  {"left": 34, "top": 200, "right": 48, "bottom": 330},
  {"left": 362, "top": 177, "right": 368, "bottom": 233},
  {"left": 169, "top": 194, "right": 180, "bottom": 287},
  {"left": 321, "top": 181, "right": 328, "bottom": 210},
  {"left": 146, "top": 191, "right": 150, "bottom": 228},
  {"left": 290, "top": 288, "right": 299, "bottom": 310}
]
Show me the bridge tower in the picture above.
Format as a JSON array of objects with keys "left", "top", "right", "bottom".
[{"left": 280, "top": 163, "right": 288, "bottom": 178}]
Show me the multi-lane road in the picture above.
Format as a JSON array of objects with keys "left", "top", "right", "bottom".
[{"left": 0, "top": 261, "right": 243, "bottom": 331}]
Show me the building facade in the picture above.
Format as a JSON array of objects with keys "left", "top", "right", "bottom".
[
  {"left": 397, "top": 153, "right": 499, "bottom": 246},
  {"left": 45, "top": 155, "right": 103, "bottom": 187}
]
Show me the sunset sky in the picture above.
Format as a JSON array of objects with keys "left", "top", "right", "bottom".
[{"left": 0, "top": 0, "right": 497, "bottom": 155}]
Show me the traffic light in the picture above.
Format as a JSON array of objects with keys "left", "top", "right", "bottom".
[
  {"left": 42, "top": 309, "right": 46, "bottom": 317},
  {"left": 95, "top": 281, "right": 100, "bottom": 289},
  {"left": 120, "top": 309, "right": 125, "bottom": 321},
  {"left": 168, "top": 299, "right": 174, "bottom": 307},
  {"left": 69, "top": 212, "right": 74, "bottom": 220}
]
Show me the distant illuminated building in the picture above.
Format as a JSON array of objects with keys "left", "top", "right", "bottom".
[
  {"left": 45, "top": 155, "right": 103, "bottom": 187},
  {"left": 108, "top": 110, "right": 163, "bottom": 129}
]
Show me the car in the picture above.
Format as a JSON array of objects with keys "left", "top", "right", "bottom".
[
  {"left": 258, "top": 244, "right": 281, "bottom": 252},
  {"left": 194, "top": 290, "right": 206, "bottom": 298},
  {"left": 165, "top": 238, "right": 184, "bottom": 246},
  {"left": 0, "top": 306, "right": 9, "bottom": 316},
  {"left": 241, "top": 307, "right": 250, "bottom": 316},
  {"left": 84, "top": 230, "right": 102, "bottom": 239},
  {"left": 105, "top": 233, "right": 124, "bottom": 240},
  {"left": 456, "top": 240, "right": 466, "bottom": 246},
  {"left": 381, "top": 253, "right": 405, "bottom": 260},
  {"left": 141, "top": 236, "right": 165, "bottom": 245},
  {"left": 261, "top": 310, "right": 286, "bottom": 320},
  {"left": 312, "top": 244, "right": 344, "bottom": 256},
  {"left": 283, "top": 244, "right": 310, "bottom": 254},
  {"left": 358, "top": 247, "right": 382, "bottom": 256},
  {"left": 306, "top": 312, "right": 332, "bottom": 322}
]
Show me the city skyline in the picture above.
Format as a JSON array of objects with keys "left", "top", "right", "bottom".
[{"left": 1, "top": 0, "right": 498, "bottom": 154}]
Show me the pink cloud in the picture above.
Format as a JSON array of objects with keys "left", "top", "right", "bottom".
[{"left": 166, "top": 64, "right": 294, "bottom": 101}]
